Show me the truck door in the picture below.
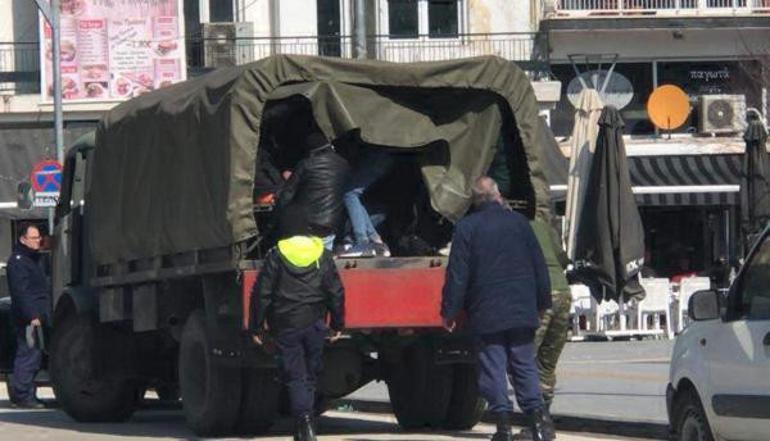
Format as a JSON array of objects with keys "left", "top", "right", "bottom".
[
  {"left": 52, "top": 148, "right": 87, "bottom": 302},
  {"left": 706, "top": 229, "right": 770, "bottom": 441}
]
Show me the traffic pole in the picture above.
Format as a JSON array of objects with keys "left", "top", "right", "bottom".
[{"left": 31, "top": 0, "right": 63, "bottom": 233}]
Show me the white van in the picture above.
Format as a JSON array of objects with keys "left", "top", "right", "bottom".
[{"left": 667, "top": 223, "right": 770, "bottom": 441}]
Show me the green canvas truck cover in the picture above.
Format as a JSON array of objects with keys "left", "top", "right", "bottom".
[{"left": 88, "top": 54, "right": 549, "bottom": 265}]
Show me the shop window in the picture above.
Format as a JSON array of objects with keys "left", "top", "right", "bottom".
[
  {"left": 550, "top": 63, "right": 655, "bottom": 137},
  {"left": 389, "top": 0, "right": 419, "bottom": 38},
  {"left": 388, "top": 0, "right": 460, "bottom": 38}
]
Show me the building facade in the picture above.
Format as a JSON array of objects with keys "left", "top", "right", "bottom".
[{"left": 541, "top": 0, "right": 770, "bottom": 275}]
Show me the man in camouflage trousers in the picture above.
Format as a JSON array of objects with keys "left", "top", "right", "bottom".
[{"left": 515, "top": 216, "right": 571, "bottom": 441}]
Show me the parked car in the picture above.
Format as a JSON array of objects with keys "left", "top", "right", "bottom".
[{"left": 667, "top": 223, "right": 770, "bottom": 441}]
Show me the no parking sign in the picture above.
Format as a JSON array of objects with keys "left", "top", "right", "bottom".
[{"left": 30, "top": 159, "right": 63, "bottom": 208}]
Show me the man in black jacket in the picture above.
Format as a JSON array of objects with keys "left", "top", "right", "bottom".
[
  {"left": 441, "top": 177, "right": 552, "bottom": 441},
  {"left": 6, "top": 223, "right": 49, "bottom": 409},
  {"left": 277, "top": 132, "right": 350, "bottom": 250},
  {"left": 249, "top": 206, "right": 345, "bottom": 441}
]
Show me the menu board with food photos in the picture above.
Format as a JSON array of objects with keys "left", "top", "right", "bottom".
[{"left": 40, "top": 0, "right": 185, "bottom": 102}]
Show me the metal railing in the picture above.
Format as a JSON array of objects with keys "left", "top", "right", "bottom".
[
  {"left": 188, "top": 33, "right": 539, "bottom": 69},
  {"left": 0, "top": 42, "right": 40, "bottom": 93},
  {"left": 552, "top": 0, "right": 770, "bottom": 16},
  {"left": 1, "top": 34, "right": 540, "bottom": 95}
]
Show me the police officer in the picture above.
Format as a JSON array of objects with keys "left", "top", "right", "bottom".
[
  {"left": 441, "top": 177, "right": 552, "bottom": 441},
  {"left": 249, "top": 206, "right": 345, "bottom": 441},
  {"left": 6, "top": 223, "right": 50, "bottom": 409}
]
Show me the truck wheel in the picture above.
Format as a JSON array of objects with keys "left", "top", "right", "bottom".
[
  {"left": 50, "top": 314, "right": 140, "bottom": 422},
  {"left": 387, "top": 342, "right": 453, "bottom": 429},
  {"left": 442, "top": 363, "right": 486, "bottom": 430},
  {"left": 675, "top": 390, "right": 714, "bottom": 441},
  {"left": 179, "top": 311, "right": 242, "bottom": 436},
  {"left": 235, "top": 368, "right": 280, "bottom": 434}
]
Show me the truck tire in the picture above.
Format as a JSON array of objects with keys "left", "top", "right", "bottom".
[
  {"left": 387, "top": 341, "right": 453, "bottom": 429},
  {"left": 442, "top": 363, "right": 486, "bottom": 430},
  {"left": 235, "top": 368, "right": 280, "bottom": 434},
  {"left": 50, "top": 314, "right": 140, "bottom": 422},
  {"left": 178, "top": 311, "right": 242, "bottom": 436}
]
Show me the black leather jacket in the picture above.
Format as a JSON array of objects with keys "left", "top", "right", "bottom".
[
  {"left": 249, "top": 247, "right": 345, "bottom": 333},
  {"left": 277, "top": 146, "right": 350, "bottom": 236}
]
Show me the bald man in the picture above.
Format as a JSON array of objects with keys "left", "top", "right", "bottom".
[{"left": 441, "top": 177, "right": 552, "bottom": 441}]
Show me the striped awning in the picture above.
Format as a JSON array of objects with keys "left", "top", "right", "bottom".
[{"left": 550, "top": 154, "right": 743, "bottom": 207}]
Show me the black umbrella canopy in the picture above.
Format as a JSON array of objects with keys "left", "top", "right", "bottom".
[
  {"left": 741, "top": 116, "right": 770, "bottom": 244},
  {"left": 571, "top": 106, "right": 645, "bottom": 302}
]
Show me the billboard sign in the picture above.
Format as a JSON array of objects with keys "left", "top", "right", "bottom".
[{"left": 40, "top": 0, "right": 186, "bottom": 102}]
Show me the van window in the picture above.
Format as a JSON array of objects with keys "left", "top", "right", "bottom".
[{"left": 739, "top": 235, "right": 770, "bottom": 320}]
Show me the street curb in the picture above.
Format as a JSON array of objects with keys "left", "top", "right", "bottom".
[{"left": 334, "top": 399, "right": 671, "bottom": 440}]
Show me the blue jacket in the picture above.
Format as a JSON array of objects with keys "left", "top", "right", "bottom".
[
  {"left": 6, "top": 244, "right": 50, "bottom": 326},
  {"left": 441, "top": 202, "right": 551, "bottom": 334}
]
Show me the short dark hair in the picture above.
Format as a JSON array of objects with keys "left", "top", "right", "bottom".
[
  {"left": 278, "top": 205, "right": 311, "bottom": 239},
  {"left": 17, "top": 222, "right": 39, "bottom": 240}
]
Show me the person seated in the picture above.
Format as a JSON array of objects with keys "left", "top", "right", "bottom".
[{"left": 338, "top": 147, "right": 395, "bottom": 257}]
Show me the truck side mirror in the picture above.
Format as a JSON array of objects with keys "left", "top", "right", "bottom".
[{"left": 689, "top": 290, "right": 720, "bottom": 321}]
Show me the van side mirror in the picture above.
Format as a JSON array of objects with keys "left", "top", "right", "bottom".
[{"left": 689, "top": 290, "right": 720, "bottom": 321}]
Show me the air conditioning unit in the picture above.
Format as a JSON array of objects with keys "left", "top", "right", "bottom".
[
  {"left": 203, "top": 22, "right": 254, "bottom": 69},
  {"left": 698, "top": 94, "right": 746, "bottom": 135}
]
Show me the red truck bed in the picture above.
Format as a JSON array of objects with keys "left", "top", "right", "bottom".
[{"left": 241, "top": 257, "right": 447, "bottom": 330}]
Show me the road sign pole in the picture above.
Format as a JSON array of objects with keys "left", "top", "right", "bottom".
[{"left": 31, "top": 0, "right": 63, "bottom": 233}]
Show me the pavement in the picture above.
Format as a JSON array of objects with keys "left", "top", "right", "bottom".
[{"left": 0, "top": 340, "right": 674, "bottom": 440}]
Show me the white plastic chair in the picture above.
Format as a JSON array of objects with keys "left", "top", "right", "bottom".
[
  {"left": 592, "top": 298, "right": 619, "bottom": 333},
  {"left": 570, "top": 284, "right": 593, "bottom": 336},
  {"left": 637, "top": 278, "right": 674, "bottom": 339},
  {"left": 677, "top": 277, "right": 711, "bottom": 333}
]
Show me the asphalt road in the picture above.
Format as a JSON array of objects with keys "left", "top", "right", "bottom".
[{"left": 0, "top": 340, "right": 673, "bottom": 440}]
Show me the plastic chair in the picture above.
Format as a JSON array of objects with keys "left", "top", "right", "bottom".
[
  {"left": 569, "top": 284, "right": 593, "bottom": 336},
  {"left": 636, "top": 278, "right": 673, "bottom": 339},
  {"left": 677, "top": 277, "right": 711, "bottom": 332}
]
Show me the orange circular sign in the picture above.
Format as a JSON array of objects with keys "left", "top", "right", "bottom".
[{"left": 647, "top": 85, "right": 691, "bottom": 130}]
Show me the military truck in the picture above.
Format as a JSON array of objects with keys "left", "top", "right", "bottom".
[{"left": 48, "top": 55, "right": 553, "bottom": 436}]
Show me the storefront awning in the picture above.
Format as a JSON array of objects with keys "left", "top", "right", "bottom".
[{"left": 551, "top": 153, "right": 742, "bottom": 207}]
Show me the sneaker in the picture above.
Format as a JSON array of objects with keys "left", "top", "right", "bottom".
[
  {"left": 438, "top": 242, "right": 452, "bottom": 256},
  {"left": 337, "top": 243, "right": 376, "bottom": 258},
  {"left": 373, "top": 242, "right": 391, "bottom": 257}
]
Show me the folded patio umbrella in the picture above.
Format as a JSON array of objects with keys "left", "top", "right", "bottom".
[
  {"left": 741, "top": 115, "right": 770, "bottom": 245},
  {"left": 571, "top": 106, "right": 645, "bottom": 302},
  {"left": 565, "top": 89, "right": 604, "bottom": 260}
]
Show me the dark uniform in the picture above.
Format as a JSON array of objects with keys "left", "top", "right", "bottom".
[
  {"left": 6, "top": 243, "right": 50, "bottom": 405},
  {"left": 249, "top": 212, "right": 344, "bottom": 441},
  {"left": 441, "top": 201, "right": 552, "bottom": 441}
]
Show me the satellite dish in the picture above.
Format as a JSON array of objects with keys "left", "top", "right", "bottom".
[
  {"left": 567, "top": 69, "right": 634, "bottom": 110},
  {"left": 647, "top": 84, "right": 690, "bottom": 131}
]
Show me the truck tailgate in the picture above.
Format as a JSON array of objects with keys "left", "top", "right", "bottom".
[{"left": 241, "top": 258, "right": 447, "bottom": 330}]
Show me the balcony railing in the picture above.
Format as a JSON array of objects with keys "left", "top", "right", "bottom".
[
  {"left": 188, "top": 33, "right": 540, "bottom": 69},
  {"left": 551, "top": 0, "right": 770, "bottom": 17},
  {"left": 0, "top": 42, "right": 40, "bottom": 94},
  {"left": 0, "top": 34, "right": 541, "bottom": 95}
]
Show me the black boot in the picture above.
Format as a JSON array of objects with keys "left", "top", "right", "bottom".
[
  {"left": 294, "top": 414, "right": 317, "bottom": 441},
  {"left": 490, "top": 412, "right": 514, "bottom": 441},
  {"left": 529, "top": 409, "right": 551, "bottom": 441},
  {"left": 513, "top": 408, "right": 554, "bottom": 441}
]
